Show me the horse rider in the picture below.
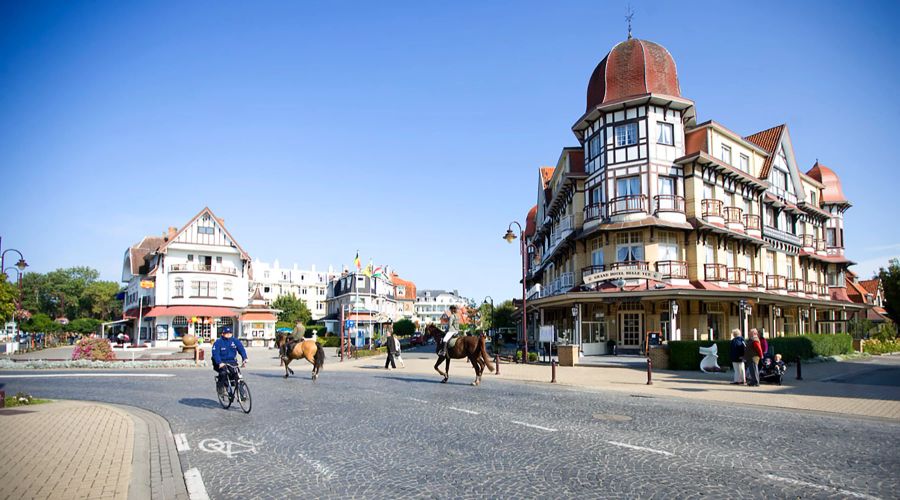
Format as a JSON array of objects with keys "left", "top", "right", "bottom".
[
  {"left": 439, "top": 305, "right": 460, "bottom": 357},
  {"left": 282, "top": 321, "right": 305, "bottom": 359}
]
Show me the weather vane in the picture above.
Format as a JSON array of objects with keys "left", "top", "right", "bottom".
[{"left": 626, "top": 5, "right": 634, "bottom": 39}]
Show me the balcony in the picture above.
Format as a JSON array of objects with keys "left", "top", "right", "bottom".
[
  {"left": 655, "top": 260, "right": 687, "bottom": 279},
  {"left": 583, "top": 203, "right": 603, "bottom": 222},
  {"left": 748, "top": 271, "right": 764, "bottom": 288},
  {"left": 169, "top": 263, "right": 238, "bottom": 276},
  {"left": 608, "top": 195, "right": 647, "bottom": 216},
  {"left": 763, "top": 225, "right": 802, "bottom": 246},
  {"left": 724, "top": 206, "right": 744, "bottom": 225},
  {"left": 653, "top": 195, "right": 685, "bottom": 214},
  {"left": 766, "top": 275, "right": 787, "bottom": 290},
  {"left": 558, "top": 272, "right": 575, "bottom": 290},
  {"left": 701, "top": 199, "right": 723, "bottom": 219},
  {"left": 610, "top": 260, "right": 650, "bottom": 271},
  {"left": 819, "top": 283, "right": 829, "bottom": 297},
  {"left": 815, "top": 239, "right": 826, "bottom": 252},
  {"left": 805, "top": 282, "right": 818, "bottom": 295},
  {"left": 727, "top": 267, "right": 747, "bottom": 284},
  {"left": 704, "top": 263, "right": 726, "bottom": 281},
  {"left": 582, "top": 265, "right": 606, "bottom": 280},
  {"left": 743, "top": 214, "right": 761, "bottom": 231},
  {"left": 801, "top": 234, "right": 816, "bottom": 249},
  {"left": 787, "top": 278, "right": 803, "bottom": 292}
]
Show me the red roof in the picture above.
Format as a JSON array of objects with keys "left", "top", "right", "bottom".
[
  {"left": 586, "top": 38, "right": 681, "bottom": 111},
  {"left": 859, "top": 279, "right": 880, "bottom": 295},
  {"left": 240, "top": 311, "right": 276, "bottom": 321},
  {"left": 806, "top": 162, "right": 848, "bottom": 204},
  {"left": 145, "top": 305, "right": 241, "bottom": 318},
  {"left": 540, "top": 167, "right": 555, "bottom": 188},
  {"left": 744, "top": 124, "right": 785, "bottom": 180},
  {"left": 524, "top": 205, "right": 537, "bottom": 237}
]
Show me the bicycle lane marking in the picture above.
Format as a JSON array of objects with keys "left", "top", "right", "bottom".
[{"left": 174, "top": 433, "right": 190, "bottom": 451}]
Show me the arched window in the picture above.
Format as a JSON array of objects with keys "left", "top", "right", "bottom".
[
  {"left": 173, "top": 279, "right": 184, "bottom": 298},
  {"left": 173, "top": 316, "right": 188, "bottom": 339}
]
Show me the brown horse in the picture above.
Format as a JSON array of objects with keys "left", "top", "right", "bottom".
[
  {"left": 275, "top": 333, "right": 325, "bottom": 381},
  {"left": 425, "top": 324, "right": 495, "bottom": 386}
]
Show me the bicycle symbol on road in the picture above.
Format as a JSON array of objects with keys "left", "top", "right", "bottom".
[{"left": 198, "top": 438, "right": 259, "bottom": 458}]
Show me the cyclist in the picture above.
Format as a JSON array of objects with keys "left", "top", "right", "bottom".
[{"left": 212, "top": 326, "right": 248, "bottom": 391}]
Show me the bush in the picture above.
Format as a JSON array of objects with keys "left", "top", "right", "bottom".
[
  {"left": 862, "top": 339, "right": 900, "bottom": 355},
  {"left": 873, "top": 323, "right": 898, "bottom": 342},
  {"left": 319, "top": 336, "right": 341, "bottom": 348},
  {"left": 393, "top": 319, "right": 415, "bottom": 337},
  {"left": 515, "top": 350, "right": 540, "bottom": 363},
  {"left": 355, "top": 347, "right": 387, "bottom": 357},
  {"left": 71, "top": 338, "right": 116, "bottom": 361},
  {"left": 667, "top": 334, "right": 853, "bottom": 370}
]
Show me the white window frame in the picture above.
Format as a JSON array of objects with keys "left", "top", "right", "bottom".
[
  {"left": 614, "top": 123, "right": 637, "bottom": 147},
  {"left": 720, "top": 144, "right": 732, "bottom": 165},
  {"left": 657, "top": 122, "right": 674, "bottom": 145}
]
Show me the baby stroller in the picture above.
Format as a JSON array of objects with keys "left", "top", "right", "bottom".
[{"left": 758, "top": 357, "right": 785, "bottom": 385}]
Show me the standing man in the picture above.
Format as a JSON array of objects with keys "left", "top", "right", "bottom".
[
  {"left": 384, "top": 331, "right": 397, "bottom": 370},
  {"left": 729, "top": 329, "right": 746, "bottom": 385}
]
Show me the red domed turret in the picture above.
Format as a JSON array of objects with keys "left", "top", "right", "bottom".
[
  {"left": 807, "top": 162, "right": 849, "bottom": 204},
  {"left": 586, "top": 38, "right": 681, "bottom": 111}
]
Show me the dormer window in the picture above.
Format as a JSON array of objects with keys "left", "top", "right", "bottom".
[
  {"left": 657, "top": 122, "right": 674, "bottom": 145},
  {"left": 615, "top": 123, "right": 637, "bottom": 147}
]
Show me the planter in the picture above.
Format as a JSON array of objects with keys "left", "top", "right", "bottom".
[
  {"left": 557, "top": 345, "right": 579, "bottom": 366},
  {"left": 648, "top": 345, "right": 670, "bottom": 370}
]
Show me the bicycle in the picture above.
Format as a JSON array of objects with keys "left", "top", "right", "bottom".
[{"left": 215, "top": 363, "right": 252, "bottom": 414}]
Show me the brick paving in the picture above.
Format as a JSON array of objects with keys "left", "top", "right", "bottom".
[{"left": 0, "top": 401, "right": 133, "bottom": 500}]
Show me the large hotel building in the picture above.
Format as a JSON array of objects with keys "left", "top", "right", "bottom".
[{"left": 521, "top": 36, "right": 865, "bottom": 355}]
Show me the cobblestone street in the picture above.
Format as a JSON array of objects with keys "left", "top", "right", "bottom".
[{"left": 2, "top": 358, "right": 898, "bottom": 499}]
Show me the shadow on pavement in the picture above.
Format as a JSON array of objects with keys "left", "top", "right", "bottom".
[
  {"left": 178, "top": 398, "right": 221, "bottom": 409},
  {"left": 373, "top": 375, "right": 442, "bottom": 385}
]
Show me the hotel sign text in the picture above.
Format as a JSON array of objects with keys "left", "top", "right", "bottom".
[{"left": 583, "top": 269, "right": 665, "bottom": 285}]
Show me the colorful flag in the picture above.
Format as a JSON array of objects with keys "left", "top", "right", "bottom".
[
  {"left": 364, "top": 260, "right": 373, "bottom": 277},
  {"left": 373, "top": 266, "right": 383, "bottom": 278},
  {"left": 354, "top": 251, "right": 361, "bottom": 270}
]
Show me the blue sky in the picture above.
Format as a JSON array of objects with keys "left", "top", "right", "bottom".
[{"left": 1, "top": 1, "right": 898, "bottom": 302}]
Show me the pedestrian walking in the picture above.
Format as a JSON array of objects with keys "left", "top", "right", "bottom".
[
  {"left": 393, "top": 334, "right": 405, "bottom": 368},
  {"left": 729, "top": 329, "right": 746, "bottom": 385},
  {"left": 744, "top": 328, "right": 764, "bottom": 386},
  {"left": 384, "top": 331, "right": 397, "bottom": 370}
]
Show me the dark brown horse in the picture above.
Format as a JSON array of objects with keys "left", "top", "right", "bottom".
[
  {"left": 275, "top": 333, "right": 325, "bottom": 381},
  {"left": 425, "top": 324, "right": 495, "bottom": 386}
]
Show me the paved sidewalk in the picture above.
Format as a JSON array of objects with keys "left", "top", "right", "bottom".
[{"left": 0, "top": 400, "right": 188, "bottom": 500}]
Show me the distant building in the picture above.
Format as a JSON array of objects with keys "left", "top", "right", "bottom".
[
  {"left": 391, "top": 272, "right": 417, "bottom": 320},
  {"left": 324, "top": 271, "right": 399, "bottom": 343},
  {"left": 414, "top": 289, "right": 471, "bottom": 328},
  {"left": 249, "top": 260, "right": 339, "bottom": 319}
]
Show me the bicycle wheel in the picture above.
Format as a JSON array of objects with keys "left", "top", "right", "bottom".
[
  {"left": 217, "top": 378, "right": 232, "bottom": 409},
  {"left": 237, "top": 380, "right": 252, "bottom": 414}
]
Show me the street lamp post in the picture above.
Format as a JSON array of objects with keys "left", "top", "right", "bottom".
[
  {"left": 0, "top": 237, "right": 28, "bottom": 340},
  {"left": 503, "top": 222, "right": 529, "bottom": 363}
]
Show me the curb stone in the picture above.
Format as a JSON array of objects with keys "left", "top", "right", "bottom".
[{"left": 113, "top": 404, "right": 190, "bottom": 500}]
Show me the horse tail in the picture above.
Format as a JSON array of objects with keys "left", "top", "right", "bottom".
[
  {"left": 479, "top": 335, "right": 495, "bottom": 373},
  {"left": 314, "top": 341, "right": 325, "bottom": 370}
]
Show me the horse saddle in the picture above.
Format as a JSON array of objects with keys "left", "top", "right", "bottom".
[{"left": 447, "top": 336, "right": 459, "bottom": 349}]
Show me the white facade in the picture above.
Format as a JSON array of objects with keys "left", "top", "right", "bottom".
[
  {"left": 324, "top": 271, "right": 399, "bottom": 343},
  {"left": 249, "top": 260, "right": 339, "bottom": 319},
  {"left": 414, "top": 289, "right": 470, "bottom": 327},
  {"left": 121, "top": 208, "right": 253, "bottom": 346}
]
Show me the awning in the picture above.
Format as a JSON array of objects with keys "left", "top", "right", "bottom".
[
  {"left": 145, "top": 306, "right": 240, "bottom": 318},
  {"left": 240, "top": 311, "right": 277, "bottom": 321}
]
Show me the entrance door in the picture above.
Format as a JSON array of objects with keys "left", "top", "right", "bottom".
[
  {"left": 707, "top": 313, "right": 722, "bottom": 341},
  {"left": 619, "top": 312, "right": 643, "bottom": 349},
  {"left": 581, "top": 321, "right": 606, "bottom": 355}
]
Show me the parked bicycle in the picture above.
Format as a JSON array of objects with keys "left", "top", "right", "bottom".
[{"left": 216, "top": 363, "right": 252, "bottom": 413}]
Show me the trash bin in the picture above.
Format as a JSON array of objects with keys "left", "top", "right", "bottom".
[{"left": 607, "top": 340, "right": 617, "bottom": 356}]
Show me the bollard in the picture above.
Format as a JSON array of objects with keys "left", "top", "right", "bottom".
[
  {"left": 494, "top": 354, "right": 500, "bottom": 375},
  {"left": 646, "top": 357, "right": 653, "bottom": 385},
  {"left": 0, "top": 389, "right": 5, "bottom": 408},
  {"left": 551, "top": 360, "right": 557, "bottom": 383},
  {"left": 796, "top": 356, "right": 802, "bottom": 380}
]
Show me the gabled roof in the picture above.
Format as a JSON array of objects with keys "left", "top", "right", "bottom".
[
  {"left": 859, "top": 279, "right": 881, "bottom": 295},
  {"left": 539, "top": 167, "right": 555, "bottom": 188},
  {"left": 127, "top": 236, "right": 166, "bottom": 275},
  {"left": 158, "top": 207, "right": 250, "bottom": 261},
  {"left": 744, "top": 124, "right": 785, "bottom": 180},
  {"left": 524, "top": 205, "right": 538, "bottom": 237}
]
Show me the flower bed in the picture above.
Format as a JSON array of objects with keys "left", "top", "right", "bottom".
[
  {"left": 862, "top": 339, "right": 900, "bottom": 355},
  {"left": 72, "top": 338, "right": 116, "bottom": 361},
  {"left": 0, "top": 358, "right": 199, "bottom": 369}
]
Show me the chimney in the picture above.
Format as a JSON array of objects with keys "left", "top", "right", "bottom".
[{"left": 167, "top": 226, "right": 178, "bottom": 239}]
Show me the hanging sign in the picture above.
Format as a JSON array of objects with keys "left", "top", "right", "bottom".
[{"left": 583, "top": 269, "right": 665, "bottom": 285}]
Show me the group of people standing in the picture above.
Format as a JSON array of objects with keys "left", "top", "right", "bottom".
[{"left": 729, "top": 328, "right": 768, "bottom": 386}]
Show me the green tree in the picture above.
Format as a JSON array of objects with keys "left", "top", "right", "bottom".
[
  {"left": 393, "top": 318, "right": 415, "bottom": 337},
  {"left": 272, "top": 294, "right": 312, "bottom": 325},
  {"left": 68, "top": 318, "right": 102, "bottom": 335},
  {"left": 477, "top": 302, "right": 494, "bottom": 331},
  {"left": 79, "top": 281, "right": 122, "bottom": 320},
  {"left": 23, "top": 313, "right": 59, "bottom": 333},
  {"left": 493, "top": 300, "right": 516, "bottom": 329},
  {"left": 878, "top": 258, "right": 900, "bottom": 326},
  {"left": 0, "top": 274, "right": 17, "bottom": 324}
]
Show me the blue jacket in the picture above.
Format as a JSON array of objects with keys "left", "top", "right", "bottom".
[{"left": 212, "top": 336, "right": 248, "bottom": 365}]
